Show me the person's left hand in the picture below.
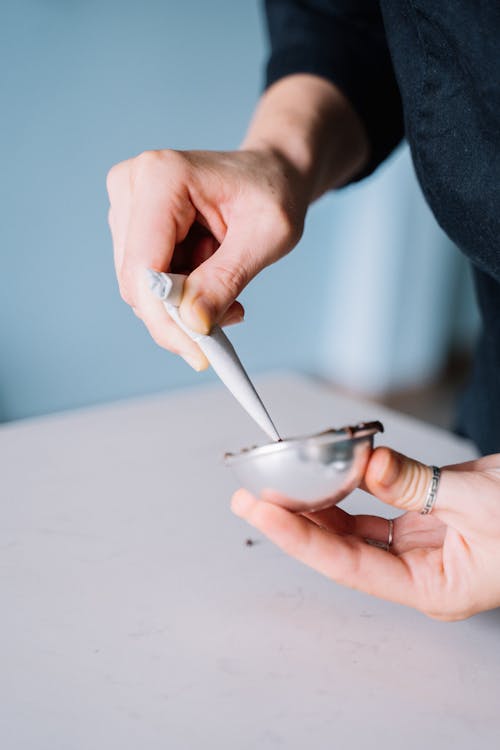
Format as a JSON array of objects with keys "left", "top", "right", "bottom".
[{"left": 231, "top": 447, "right": 500, "bottom": 620}]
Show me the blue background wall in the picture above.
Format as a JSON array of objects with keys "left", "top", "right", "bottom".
[{"left": 0, "top": 0, "right": 477, "bottom": 422}]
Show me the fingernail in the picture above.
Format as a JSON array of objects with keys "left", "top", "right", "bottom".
[
  {"left": 182, "top": 351, "right": 209, "bottom": 371},
  {"left": 378, "top": 452, "right": 402, "bottom": 488},
  {"left": 223, "top": 311, "right": 244, "bottom": 327},
  {"left": 181, "top": 296, "right": 214, "bottom": 334}
]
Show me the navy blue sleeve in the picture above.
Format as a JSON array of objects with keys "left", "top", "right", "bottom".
[{"left": 264, "top": 0, "right": 404, "bottom": 180}]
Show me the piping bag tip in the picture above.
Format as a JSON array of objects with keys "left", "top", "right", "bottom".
[{"left": 146, "top": 269, "right": 281, "bottom": 442}]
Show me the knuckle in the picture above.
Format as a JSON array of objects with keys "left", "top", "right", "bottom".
[
  {"left": 211, "top": 261, "right": 248, "bottom": 300},
  {"left": 148, "top": 319, "right": 188, "bottom": 356},
  {"left": 118, "top": 281, "right": 133, "bottom": 306},
  {"left": 335, "top": 540, "right": 363, "bottom": 586},
  {"left": 133, "top": 151, "right": 160, "bottom": 183},
  {"left": 160, "top": 335, "right": 182, "bottom": 357},
  {"left": 134, "top": 148, "right": 184, "bottom": 179},
  {"left": 149, "top": 329, "right": 171, "bottom": 351},
  {"left": 135, "top": 149, "right": 163, "bottom": 170},
  {"left": 117, "top": 267, "right": 134, "bottom": 306},
  {"left": 106, "top": 163, "right": 121, "bottom": 196}
]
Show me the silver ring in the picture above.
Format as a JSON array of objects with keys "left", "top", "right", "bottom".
[
  {"left": 364, "top": 518, "right": 394, "bottom": 552},
  {"left": 387, "top": 518, "right": 394, "bottom": 548},
  {"left": 420, "top": 466, "right": 441, "bottom": 515}
]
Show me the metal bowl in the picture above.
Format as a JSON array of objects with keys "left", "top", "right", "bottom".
[{"left": 224, "top": 421, "right": 384, "bottom": 512}]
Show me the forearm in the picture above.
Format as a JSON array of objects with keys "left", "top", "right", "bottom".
[{"left": 241, "top": 74, "right": 369, "bottom": 203}]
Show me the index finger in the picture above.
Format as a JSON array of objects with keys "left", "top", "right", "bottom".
[
  {"left": 120, "top": 161, "right": 195, "bottom": 306},
  {"left": 118, "top": 155, "right": 211, "bottom": 366},
  {"left": 231, "top": 489, "right": 418, "bottom": 608}
]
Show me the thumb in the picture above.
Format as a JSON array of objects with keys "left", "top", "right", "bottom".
[
  {"left": 363, "top": 447, "right": 438, "bottom": 513},
  {"left": 178, "top": 226, "right": 260, "bottom": 334}
]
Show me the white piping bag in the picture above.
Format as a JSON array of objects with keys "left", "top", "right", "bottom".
[{"left": 147, "top": 270, "right": 281, "bottom": 442}]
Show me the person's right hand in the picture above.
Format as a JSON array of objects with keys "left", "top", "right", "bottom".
[{"left": 106, "top": 148, "right": 308, "bottom": 370}]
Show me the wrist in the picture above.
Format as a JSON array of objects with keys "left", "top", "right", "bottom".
[
  {"left": 241, "top": 74, "right": 369, "bottom": 202},
  {"left": 240, "top": 132, "right": 318, "bottom": 204}
]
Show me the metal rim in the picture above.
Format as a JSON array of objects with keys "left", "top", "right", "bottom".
[{"left": 224, "top": 421, "right": 384, "bottom": 465}]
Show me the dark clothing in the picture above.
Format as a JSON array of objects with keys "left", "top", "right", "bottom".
[{"left": 265, "top": 0, "right": 500, "bottom": 454}]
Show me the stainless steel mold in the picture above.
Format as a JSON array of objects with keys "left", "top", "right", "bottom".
[{"left": 224, "top": 421, "right": 384, "bottom": 512}]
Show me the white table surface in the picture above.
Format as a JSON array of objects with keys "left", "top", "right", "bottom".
[{"left": 1, "top": 372, "right": 499, "bottom": 749}]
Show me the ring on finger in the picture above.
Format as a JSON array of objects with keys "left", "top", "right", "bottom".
[
  {"left": 420, "top": 466, "right": 441, "bottom": 515},
  {"left": 364, "top": 517, "right": 394, "bottom": 552}
]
